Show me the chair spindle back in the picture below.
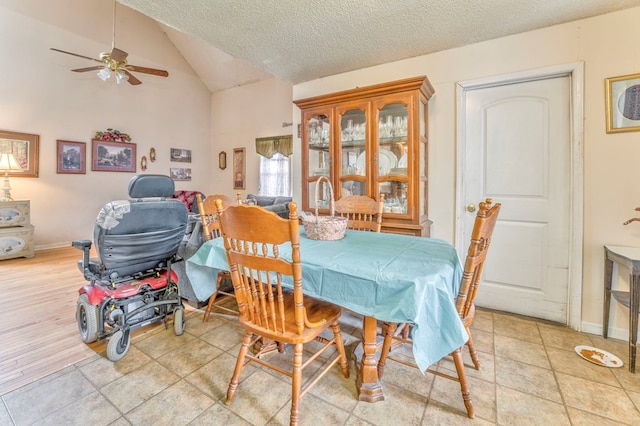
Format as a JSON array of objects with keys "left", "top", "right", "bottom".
[
  {"left": 216, "top": 201, "right": 311, "bottom": 336},
  {"left": 196, "top": 193, "right": 236, "bottom": 241},
  {"left": 334, "top": 194, "right": 385, "bottom": 232},
  {"left": 455, "top": 198, "right": 501, "bottom": 319}
]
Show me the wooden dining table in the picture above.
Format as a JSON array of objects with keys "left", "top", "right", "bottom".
[{"left": 186, "top": 228, "right": 467, "bottom": 402}]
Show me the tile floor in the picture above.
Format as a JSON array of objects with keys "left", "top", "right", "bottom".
[{"left": 1, "top": 307, "right": 639, "bottom": 425}]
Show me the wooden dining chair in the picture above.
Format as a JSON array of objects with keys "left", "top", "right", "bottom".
[
  {"left": 334, "top": 194, "right": 385, "bottom": 232},
  {"left": 196, "top": 193, "right": 239, "bottom": 320},
  {"left": 376, "top": 198, "right": 501, "bottom": 418},
  {"left": 215, "top": 200, "right": 350, "bottom": 426}
]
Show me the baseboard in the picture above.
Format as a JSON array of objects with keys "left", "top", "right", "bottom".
[
  {"left": 35, "top": 242, "right": 73, "bottom": 251},
  {"left": 581, "top": 320, "right": 630, "bottom": 341}
]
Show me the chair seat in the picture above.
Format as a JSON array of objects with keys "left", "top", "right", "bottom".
[{"left": 240, "top": 290, "right": 342, "bottom": 344}]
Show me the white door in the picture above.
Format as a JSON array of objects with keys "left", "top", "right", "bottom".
[{"left": 456, "top": 65, "right": 583, "bottom": 325}]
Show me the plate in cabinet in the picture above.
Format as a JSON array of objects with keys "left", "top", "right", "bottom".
[{"left": 357, "top": 149, "right": 397, "bottom": 176}]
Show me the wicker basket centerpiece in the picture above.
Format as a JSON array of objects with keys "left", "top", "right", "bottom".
[{"left": 302, "top": 176, "right": 348, "bottom": 241}]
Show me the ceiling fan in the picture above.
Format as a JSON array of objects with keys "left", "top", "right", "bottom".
[{"left": 50, "top": 1, "right": 168, "bottom": 85}]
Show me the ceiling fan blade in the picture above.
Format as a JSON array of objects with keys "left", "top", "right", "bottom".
[
  {"left": 122, "top": 70, "right": 142, "bottom": 85},
  {"left": 50, "top": 48, "right": 102, "bottom": 63},
  {"left": 110, "top": 47, "right": 128, "bottom": 62},
  {"left": 71, "top": 66, "right": 105, "bottom": 73},
  {"left": 126, "top": 65, "right": 169, "bottom": 77}
]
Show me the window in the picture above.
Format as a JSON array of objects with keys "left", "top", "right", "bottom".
[{"left": 259, "top": 152, "right": 291, "bottom": 196}]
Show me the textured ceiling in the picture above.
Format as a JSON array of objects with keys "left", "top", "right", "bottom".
[{"left": 119, "top": 0, "right": 640, "bottom": 92}]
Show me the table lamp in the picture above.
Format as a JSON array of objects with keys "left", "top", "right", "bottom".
[{"left": 0, "top": 153, "right": 23, "bottom": 201}]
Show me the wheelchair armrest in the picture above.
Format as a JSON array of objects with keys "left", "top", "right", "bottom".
[
  {"left": 72, "top": 240, "right": 94, "bottom": 282},
  {"left": 72, "top": 240, "right": 92, "bottom": 251}
]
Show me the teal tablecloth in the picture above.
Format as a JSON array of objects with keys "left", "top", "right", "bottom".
[{"left": 186, "top": 229, "right": 467, "bottom": 371}]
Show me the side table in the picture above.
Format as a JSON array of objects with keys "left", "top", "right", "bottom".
[
  {"left": 0, "top": 200, "right": 35, "bottom": 260},
  {"left": 603, "top": 245, "right": 640, "bottom": 372}
]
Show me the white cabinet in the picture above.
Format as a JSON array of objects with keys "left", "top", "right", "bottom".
[{"left": 0, "top": 200, "right": 34, "bottom": 260}]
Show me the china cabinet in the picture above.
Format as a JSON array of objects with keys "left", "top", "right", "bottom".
[
  {"left": 295, "top": 76, "right": 434, "bottom": 236},
  {"left": 0, "top": 200, "right": 35, "bottom": 260}
]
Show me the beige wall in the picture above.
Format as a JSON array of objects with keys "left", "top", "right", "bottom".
[
  {"left": 210, "top": 78, "right": 293, "bottom": 199},
  {"left": 0, "top": 0, "right": 211, "bottom": 248},
  {"left": 293, "top": 7, "right": 640, "bottom": 332}
]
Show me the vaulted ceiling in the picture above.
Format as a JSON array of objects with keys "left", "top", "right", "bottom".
[{"left": 119, "top": 0, "right": 640, "bottom": 93}]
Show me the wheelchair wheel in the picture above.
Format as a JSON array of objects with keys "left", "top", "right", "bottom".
[
  {"left": 173, "top": 307, "right": 185, "bottom": 336},
  {"left": 76, "top": 294, "right": 98, "bottom": 343},
  {"left": 106, "top": 329, "right": 130, "bottom": 361}
]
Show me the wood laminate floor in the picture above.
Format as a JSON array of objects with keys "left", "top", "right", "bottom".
[{"left": 0, "top": 246, "right": 168, "bottom": 396}]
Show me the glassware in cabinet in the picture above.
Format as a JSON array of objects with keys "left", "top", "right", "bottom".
[
  {"left": 303, "top": 111, "right": 332, "bottom": 211},
  {"left": 336, "top": 105, "right": 367, "bottom": 199}
]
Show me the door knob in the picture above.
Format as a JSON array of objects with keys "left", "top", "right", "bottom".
[{"left": 466, "top": 204, "right": 476, "bottom": 212}]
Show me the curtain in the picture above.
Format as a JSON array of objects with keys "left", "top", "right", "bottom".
[
  {"left": 255, "top": 135, "right": 293, "bottom": 158},
  {"left": 259, "top": 153, "right": 291, "bottom": 196}
]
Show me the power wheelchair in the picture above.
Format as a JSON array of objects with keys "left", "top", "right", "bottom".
[{"left": 72, "top": 174, "right": 188, "bottom": 361}]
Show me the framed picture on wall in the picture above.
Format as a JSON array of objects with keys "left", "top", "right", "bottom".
[
  {"left": 91, "top": 139, "right": 136, "bottom": 172},
  {"left": 605, "top": 72, "right": 640, "bottom": 133},
  {"left": 170, "top": 148, "right": 192, "bottom": 162},
  {"left": 0, "top": 130, "right": 39, "bottom": 177},
  {"left": 233, "top": 147, "right": 245, "bottom": 190},
  {"left": 56, "top": 140, "right": 86, "bottom": 174},
  {"left": 170, "top": 167, "right": 191, "bottom": 181}
]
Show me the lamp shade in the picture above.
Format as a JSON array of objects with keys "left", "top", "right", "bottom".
[{"left": 0, "top": 153, "right": 23, "bottom": 172}]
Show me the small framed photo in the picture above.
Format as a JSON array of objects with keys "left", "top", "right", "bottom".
[
  {"left": 605, "top": 73, "right": 640, "bottom": 133},
  {"left": 56, "top": 140, "right": 86, "bottom": 174},
  {"left": 91, "top": 139, "right": 136, "bottom": 172},
  {"left": 233, "top": 147, "right": 245, "bottom": 190},
  {"left": 170, "top": 167, "right": 191, "bottom": 181},
  {"left": 0, "top": 130, "right": 39, "bottom": 177},
  {"left": 170, "top": 148, "right": 192, "bottom": 162}
]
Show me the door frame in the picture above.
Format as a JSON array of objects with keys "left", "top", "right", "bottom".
[{"left": 455, "top": 62, "right": 584, "bottom": 330}]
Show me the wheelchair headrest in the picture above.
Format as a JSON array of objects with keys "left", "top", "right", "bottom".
[{"left": 128, "top": 174, "right": 175, "bottom": 199}]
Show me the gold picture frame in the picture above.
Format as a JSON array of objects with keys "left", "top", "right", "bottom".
[
  {"left": 219, "top": 151, "right": 227, "bottom": 170},
  {"left": 605, "top": 73, "right": 640, "bottom": 133},
  {"left": 0, "top": 130, "right": 39, "bottom": 177},
  {"left": 233, "top": 147, "right": 245, "bottom": 190}
]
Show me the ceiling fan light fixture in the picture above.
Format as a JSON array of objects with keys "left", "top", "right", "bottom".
[
  {"left": 97, "top": 67, "right": 112, "bottom": 81},
  {"left": 51, "top": 0, "right": 168, "bottom": 86},
  {"left": 115, "top": 70, "right": 129, "bottom": 84}
]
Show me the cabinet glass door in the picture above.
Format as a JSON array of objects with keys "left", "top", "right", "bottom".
[
  {"left": 306, "top": 113, "right": 331, "bottom": 209},
  {"left": 338, "top": 107, "right": 366, "bottom": 198},
  {"left": 419, "top": 101, "right": 427, "bottom": 217},
  {"left": 377, "top": 102, "right": 409, "bottom": 214}
]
